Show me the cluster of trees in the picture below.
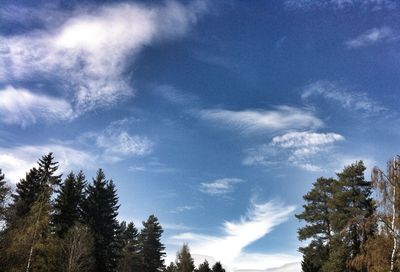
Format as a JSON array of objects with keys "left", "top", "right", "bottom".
[
  {"left": 0, "top": 153, "right": 223, "bottom": 272},
  {"left": 166, "top": 244, "right": 225, "bottom": 272},
  {"left": 297, "top": 157, "right": 400, "bottom": 272}
]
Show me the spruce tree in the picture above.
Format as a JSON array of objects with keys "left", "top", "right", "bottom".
[
  {"left": 83, "top": 169, "right": 120, "bottom": 272},
  {"left": 139, "top": 214, "right": 166, "bottom": 272},
  {"left": 117, "top": 221, "right": 141, "bottom": 272},
  {"left": 53, "top": 171, "right": 86, "bottom": 237},
  {"left": 196, "top": 260, "right": 212, "bottom": 272},
  {"left": 12, "top": 167, "right": 41, "bottom": 217},
  {"left": 166, "top": 262, "right": 178, "bottom": 272},
  {"left": 176, "top": 244, "right": 195, "bottom": 272},
  {"left": 211, "top": 262, "right": 225, "bottom": 272}
]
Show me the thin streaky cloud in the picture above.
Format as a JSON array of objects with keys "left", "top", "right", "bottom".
[
  {"left": 199, "top": 178, "right": 244, "bottom": 195},
  {"left": 302, "top": 80, "right": 386, "bottom": 115},
  {"left": 199, "top": 106, "right": 323, "bottom": 133},
  {"left": 345, "top": 26, "right": 396, "bottom": 48},
  {"left": 0, "top": 86, "right": 75, "bottom": 127},
  {"left": 285, "top": 0, "right": 398, "bottom": 10}
]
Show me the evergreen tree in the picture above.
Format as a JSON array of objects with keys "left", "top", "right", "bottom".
[
  {"left": 83, "top": 169, "right": 120, "bottom": 272},
  {"left": 139, "top": 214, "right": 166, "bottom": 272},
  {"left": 166, "top": 262, "right": 178, "bottom": 272},
  {"left": 196, "top": 260, "right": 212, "bottom": 272},
  {"left": 53, "top": 171, "right": 86, "bottom": 237},
  {"left": 12, "top": 167, "right": 41, "bottom": 217},
  {"left": 296, "top": 177, "right": 335, "bottom": 271},
  {"left": 117, "top": 221, "right": 141, "bottom": 272},
  {"left": 176, "top": 244, "right": 195, "bottom": 272},
  {"left": 211, "top": 262, "right": 225, "bottom": 272},
  {"left": 328, "top": 161, "right": 375, "bottom": 271}
]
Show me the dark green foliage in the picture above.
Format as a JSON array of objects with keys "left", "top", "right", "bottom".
[
  {"left": 296, "top": 177, "right": 335, "bottom": 271},
  {"left": 83, "top": 169, "right": 120, "bottom": 272},
  {"left": 196, "top": 260, "right": 212, "bottom": 272},
  {"left": 211, "top": 262, "right": 225, "bottom": 272},
  {"left": 139, "top": 214, "right": 166, "bottom": 272},
  {"left": 176, "top": 244, "right": 195, "bottom": 272},
  {"left": 117, "top": 221, "right": 141, "bottom": 272},
  {"left": 297, "top": 161, "right": 376, "bottom": 272},
  {"left": 166, "top": 262, "right": 178, "bottom": 272},
  {"left": 53, "top": 171, "right": 86, "bottom": 237}
]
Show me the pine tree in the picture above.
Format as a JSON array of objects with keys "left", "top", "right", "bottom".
[
  {"left": 328, "top": 161, "right": 375, "bottom": 271},
  {"left": 176, "top": 244, "right": 195, "bottom": 272},
  {"left": 83, "top": 169, "right": 120, "bottom": 272},
  {"left": 12, "top": 167, "right": 41, "bottom": 217},
  {"left": 196, "top": 260, "right": 212, "bottom": 272},
  {"left": 211, "top": 262, "right": 225, "bottom": 272},
  {"left": 117, "top": 221, "right": 141, "bottom": 272},
  {"left": 296, "top": 177, "right": 335, "bottom": 271},
  {"left": 139, "top": 214, "right": 166, "bottom": 272},
  {"left": 53, "top": 171, "right": 86, "bottom": 237}
]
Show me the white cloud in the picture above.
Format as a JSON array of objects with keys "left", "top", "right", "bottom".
[
  {"left": 302, "top": 80, "right": 386, "bottom": 115},
  {"left": 0, "top": 1, "right": 207, "bottom": 114},
  {"left": 0, "top": 86, "right": 75, "bottom": 127},
  {"left": 168, "top": 200, "right": 298, "bottom": 271},
  {"left": 285, "top": 0, "right": 397, "bottom": 10},
  {"left": 0, "top": 144, "right": 96, "bottom": 184},
  {"left": 345, "top": 26, "right": 395, "bottom": 48},
  {"left": 200, "top": 178, "right": 244, "bottom": 195},
  {"left": 199, "top": 106, "right": 323, "bottom": 133},
  {"left": 244, "top": 131, "right": 344, "bottom": 172},
  {"left": 82, "top": 118, "right": 153, "bottom": 161}
]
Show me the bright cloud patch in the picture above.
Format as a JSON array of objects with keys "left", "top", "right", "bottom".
[
  {"left": 82, "top": 118, "right": 153, "bottom": 162},
  {"left": 302, "top": 80, "right": 386, "bottom": 115},
  {"left": 244, "top": 131, "right": 344, "bottom": 172},
  {"left": 0, "top": 86, "right": 74, "bottom": 127},
  {"left": 345, "top": 26, "right": 395, "bottom": 48},
  {"left": 168, "top": 201, "right": 297, "bottom": 271},
  {"left": 0, "top": 144, "right": 96, "bottom": 184},
  {"left": 199, "top": 178, "right": 244, "bottom": 195},
  {"left": 199, "top": 106, "right": 323, "bottom": 133},
  {"left": 0, "top": 1, "right": 206, "bottom": 116}
]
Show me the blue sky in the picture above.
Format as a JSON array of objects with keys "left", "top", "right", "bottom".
[{"left": 0, "top": 0, "right": 399, "bottom": 271}]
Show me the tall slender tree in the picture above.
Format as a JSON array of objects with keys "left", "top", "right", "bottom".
[
  {"left": 53, "top": 171, "right": 86, "bottom": 237},
  {"left": 296, "top": 177, "right": 336, "bottom": 271},
  {"left": 117, "top": 221, "right": 140, "bottom": 272},
  {"left": 83, "top": 169, "right": 120, "bottom": 272},
  {"left": 139, "top": 215, "right": 166, "bottom": 272},
  {"left": 176, "top": 244, "right": 195, "bottom": 272}
]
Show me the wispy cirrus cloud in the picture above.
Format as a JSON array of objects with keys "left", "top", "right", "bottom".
[
  {"left": 199, "top": 106, "right": 323, "bottom": 134},
  {"left": 0, "top": 1, "right": 207, "bottom": 120},
  {"left": 168, "top": 200, "right": 298, "bottom": 271},
  {"left": 301, "top": 80, "right": 386, "bottom": 115},
  {"left": 244, "top": 131, "right": 344, "bottom": 172},
  {"left": 0, "top": 144, "right": 96, "bottom": 184},
  {"left": 285, "top": 0, "right": 397, "bottom": 10},
  {"left": 199, "top": 178, "right": 244, "bottom": 195},
  {"left": 345, "top": 26, "right": 396, "bottom": 48},
  {"left": 0, "top": 86, "right": 75, "bottom": 127},
  {"left": 82, "top": 118, "right": 153, "bottom": 162}
]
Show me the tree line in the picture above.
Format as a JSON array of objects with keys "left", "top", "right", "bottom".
[
  {"left": 297, "top": 157, "right": 400, "bottom": 272},
  {"left": 0, "top": 153, "right": 224, "bottom": 272}
]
